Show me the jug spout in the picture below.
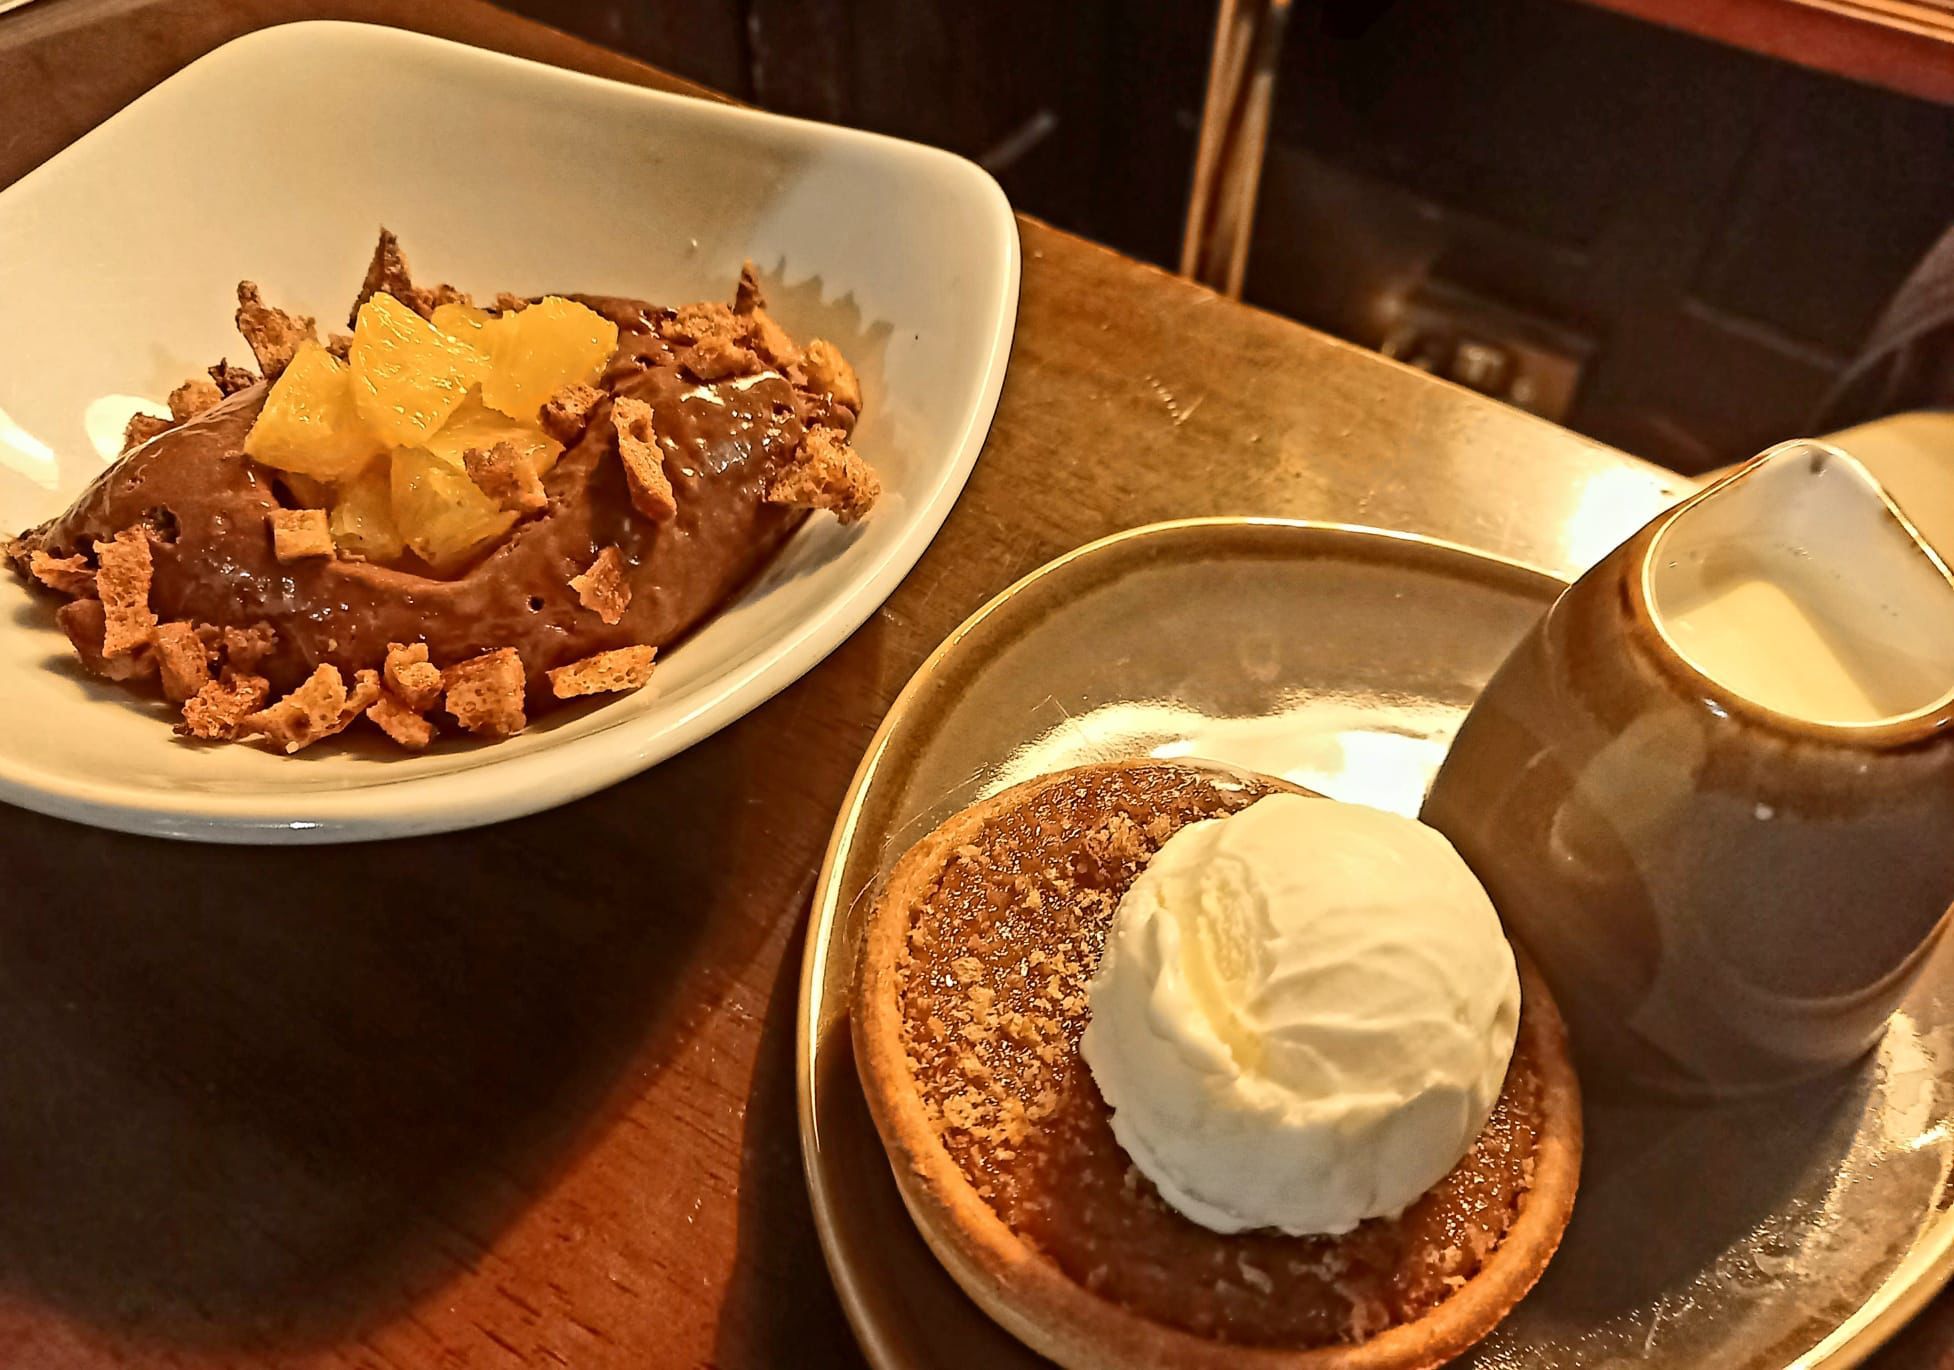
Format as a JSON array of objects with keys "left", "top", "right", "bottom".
[
  {"left": 1641, "top": 440, "right": 1954, "bottom": 732},
  {"left": 1423, "top": 440, "right": 1954, "bottom": 1095}
]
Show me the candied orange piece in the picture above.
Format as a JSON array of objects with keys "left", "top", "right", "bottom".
[
  {"left": 243, "top": 342, "right": 386, "bottom": 481},
  {"left": 329, "top": 461, "right": 405, "bottom": 563},
  {"left": 423, "top": 392, "right": 564, "bottom": 474},
  {"left": 479, "top": 296, "right": 618, "bottom": 422},
  {"left": 348, "top": 291, "right": 489, "bottom": 448},
  {"left": 391, "top": 447, "right": 516, "bottom": 571}
]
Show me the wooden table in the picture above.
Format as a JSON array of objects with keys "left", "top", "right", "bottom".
[
  {"left": 0, "top": 2, "right": 1940, "bottom": 1366},
  {"left": 1575, "top": 0, "right": 1954, "bottom": 107}
]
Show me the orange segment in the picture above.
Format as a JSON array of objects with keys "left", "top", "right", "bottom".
[
  {"left": 390, "top": 446, "right": 517, "bottom": 572},
  {"left": 348, "top": 292, "right": 490, "bottom": 448},
  {"left": 328, "top": 461, "right": 405, "bottom": 563},
  {"left": 243, "top": 342, "right": 386, "bottom": 481},
  {"left": 480, "top": 296, "right": 618, "bottom": 422},
  {"left": 424, "top": 392, "right": 564, "bottom": 475},
  {"left": 431, "top": 301, "right": 495, "bottom": 345}
]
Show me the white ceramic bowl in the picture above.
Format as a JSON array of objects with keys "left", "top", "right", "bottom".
[{"left": 0, "top": 21, "right": 1019, "bottom": 843}]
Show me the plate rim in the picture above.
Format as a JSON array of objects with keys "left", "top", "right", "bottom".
[
  {"left": 792, "top": 514, "right": 1954, "bottom": 1370},
  {"left": 0, "top": 20, "right": 1022, "bottom": 844}
]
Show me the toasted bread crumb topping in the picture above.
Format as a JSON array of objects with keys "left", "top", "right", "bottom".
[{"left": 548, "top": 644, "right": 656, "bottom": 698}]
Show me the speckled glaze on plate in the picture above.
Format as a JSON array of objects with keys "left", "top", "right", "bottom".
[{"left": 797, "top": 518, "right": 1954, "bottom": 1370}]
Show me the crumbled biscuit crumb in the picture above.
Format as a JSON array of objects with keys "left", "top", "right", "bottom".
[
  {"left": 28, "top": 551, "right": 94, "bottom": 597},
  {"left": 765, "top": 425, "right": 879, "bottom": 524},
  {"left": 366, "top": 690, "right": 435, "bottom": 750},
  {"left": 222, "top": 622, "right": 278, "bottom": 674},
  {"left": 548, "top": 645, "right": 656, "bottom": 699},
  {"left": 382, "top": 641, "right": 444, "bottom": 711},
  {"left": 92, "top": 528, "right": 157, "bottom": 658},
  {"left": 344, "top": 232, "right": 463, "bottom": 320},
  {"left": 238, "top": 663, "right": 374, "bottom": 753},
  {"left": 463, "top": 440, "right": 547, "bottom": 515},
  {"left": 538, "top": 383, "right": 602, "bottom": 444},
  {"left": 344, "top": 667, "right": 382, "bottom": 716},
  {"left": 268, "top": 508, "right": 333, "bottom": 562},
  {"left": 1084, "top": 811, "right": 1149, "bottom": 868},
  {"left": 443, "top": 647, "right": 527, "bottom": 737},
  {"left": 239, "top": 664, "right": 349, "bottom": 753},
  {"left": 569, "top": 546, "right": 630, "bottom": 625},
  {"left": 659, "top": 300, "right": 761, "bottom": 378},
  {"left": 493, "top": 292, "right": 529, "bottom": 315},
  {"left": 176, "top": 672, "right": 271, "bottom": 740},
  {"left": 352, "top": 227, "right": 416, "bottom": 324},
  {"left": 167, "top": 377, "right": 224, "bottom": 421},
  {"left": 733, "top": 261, "right": 767, "bottom": 316},
  {"left": 57, "top": 598, "right": 154, "bottom": 681},
  {"left": 121, "top": 412, "right": 174, "bottom": 453},
  {"left": 743, "top": 308, "right": 800, "bottom": 370},
  {"left": 941, "top": 1092, "right": 985, "bottom": 1132},
  {"left": 325, "top": 333, "right": 353, "bottom": 361},
  {"left": 677, "top": 334, "right": 759, "bottom": 382},
  {"left": 661, "top": 301, "right": 743, "bottom": 348},
  {"left": 611, "top": 397, "right": 677, "bottom": 522},
  {"left": 208, "top": 360, "right": 257, "bottom": 395},
  {"left": 235, "top": 281, "right": 317, "bottom": 379},
  {"left": 153, "top": 621, "right": 214, "bottom": 703},
  {"left": 802, "top": 338, "right": 862, "bottom": 412}
]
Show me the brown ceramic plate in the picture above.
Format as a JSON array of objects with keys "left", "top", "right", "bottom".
[{"left": 797, "top": 518, "right": 1954, "bottom": 1369}]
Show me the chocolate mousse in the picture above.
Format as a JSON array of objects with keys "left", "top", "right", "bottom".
[{"left": 5, "top": 232, "right": 879, "bottom": 752}]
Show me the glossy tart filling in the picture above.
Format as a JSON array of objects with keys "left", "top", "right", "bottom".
[{"left": 892, "top": 764, "right": 1550, "bottom": 1348}]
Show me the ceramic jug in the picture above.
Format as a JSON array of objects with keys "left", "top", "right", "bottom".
[{"left": 1423, "top": 440, "right": 1954, "bottom": 1093}]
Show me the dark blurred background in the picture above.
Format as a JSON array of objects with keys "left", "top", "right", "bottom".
[{"left": 498, "top": 0, "right": 1954, "bottom": 476}]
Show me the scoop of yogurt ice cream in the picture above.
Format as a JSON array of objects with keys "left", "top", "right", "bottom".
[{"left": 1080, "top": 791, "right": 1520, "bottom": 1236}]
